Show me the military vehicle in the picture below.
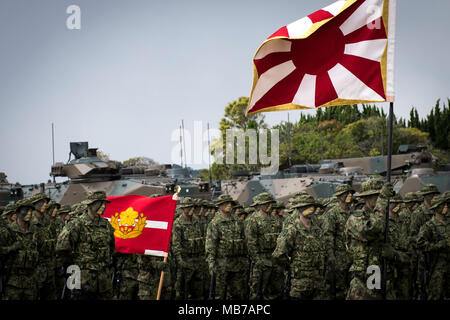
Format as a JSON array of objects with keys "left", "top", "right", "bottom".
[
  {"left": 221, "top": 145, "right": 450, "bottom": 205},
  {"left": 0, "top": 172, "right": 24, "bottom": 212},
  {"left": 19, "top": 141, "right": 214, "bottom": 206}
]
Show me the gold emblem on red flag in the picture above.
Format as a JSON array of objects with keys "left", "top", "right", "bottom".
[{"left": 110, "top": 207, "right": 146, "bottom": 239}]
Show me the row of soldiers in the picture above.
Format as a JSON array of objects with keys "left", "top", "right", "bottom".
[{"left": 0, "top": 181, "right": 448, "bottom": 300}]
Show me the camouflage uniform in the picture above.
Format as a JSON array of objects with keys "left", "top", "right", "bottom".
[
  {"left": 171, "top": 197, "right": 204, "bottom": 299},
  {"left": 54, "top": 204, "right": 72, "bottom": 298},
  {"left": 112, "top": 252, "right": 140, "bottom": 300},
  {"left": 344, "top": 179, "right": 386, "bottom": 300},
  {"left": 273, "top": 195, "right": 327, "bottom": 300},
  {"left": 137, "top": 254, "right": 171, "bottom": 300},
  {"left": 416, "top": 195, "right": 450, "bottom": 300},
  {"left": 2, "top": 199, "right": 41, "bottom": 300},
  {"left": 378, "top": 195, "right": 412, "bottom": 300},
  {"left": 409, "top": 184, "right": 440, "bottom": 299},
  {"left": 320, "top": 184, "right": 354, "bottom": 299},
  {"left": 205, "top": 195, "right": 248, "bottom": 300},
  {"left": 245, "top": 193, "right": 283, "bottom": 300},
  {"left": 56, "top": 191, "right": 115, "bottom": 300},
  {"left": 29, "top": 193, "right": 57, "bottom": 300}
]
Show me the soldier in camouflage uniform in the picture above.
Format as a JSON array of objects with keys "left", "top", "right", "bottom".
[
  {"left": 378, "top": 194, "right": 412, "bottom": 300},
  {"left": 409, "top": 184, "right": 440, "bottom": 299},
  {"left": 0, "top": 203, "right": 19, "bottom": 299},
  {"left": 2, "top": 199, "right": 41, "bottom": 300},
  {"left": 397, "top": 192, "right": 421, "bottom": 299},
  {"left": 273, "top": 195, "right": 327, "bottom": 300},
  {"left": 416, "top": 194, "right": 449, "bottom": 300},
  {"left": 205, "top": 194, "right": 247, "bottom": 300},
  {"left": 344, "top": 179, "right": 391, "bottom": 300},
  {"left": 171, "top": 197, "right": 204, "bottom": 299},
  {"left": 320, "top": 184, "right": 354, "bottom": 300},
  {"left": 112, "top": 252, "right": 140, "bottom": 300},
  {"left": 28, "top": 193, "right": 57, "bottom": 300},
  {"left": 245, "top": 192, "right": 283, "bottom": 300},
  {"left": 56, "top": 191, "right": 115, "bottom": 300},
  {"left": 1, "top": 204, "right": 17, "bottom": 226},
  {"left": 54, "top": 204, "right": 72, "bottom": 298}
]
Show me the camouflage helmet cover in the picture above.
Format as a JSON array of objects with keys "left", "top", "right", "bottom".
[
  {"left": 420, "top": 184, "right": 440, "bottom": 196},
  {"left": 430, "top": 194, "right": 447, "bottom": 210},
  {"left": 250, "top": 192, "right": 275, "bottom": 207},
  {"left": 291, "top": 195, "right": 316, "bottom": 209},
  {"left": 178, "top": 197, "right": 195, "bottom": 209},
  {"left": 58, "top": 204, "right": 72, "bottom": 215},
  {"left": 1, "top": 203, "right": 17, "bottom": 216},
  {"left": 84, "top": 191, "right": 111, "bottom": 205},
  {"left": 403, "top": 192, "right": 421, "bottom": 203},
  {"left": 29, "top": 192, "right": 50, "bottom": 204},
  {"left": 333, "top": 184, "right": 355, "bottom": 197},
  {"left": 358, "top": 179, "right": 385, "bottom": 197},
  {"left": 215, "top": 194, "right": 235, "bottom": 206}
]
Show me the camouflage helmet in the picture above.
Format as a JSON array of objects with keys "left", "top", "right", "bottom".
[
  {"left": 430, "top": 194, "right": 447, "bottom": 210},
  {"left": 420, "top": 184, "right": 440, "bottom": 196},
  {"left": 58, "top": 205, "right": 72, "bottom": 215},
  {"left": 215, "top": 194, "right": 235, "bottom": 206},
  {"left": 333, "top": 184, "right": 355, "bottom": 197},
  {"left": 178, "top": 197, "right": 195, "bottom": 209},
  {"left": 250, "top": 192, "right": 275, "bottom": 207},
  {"left": 84, "top": 191, "right": 111, "bottom": 205},
  {"left": 1, "top": 203, "right": 17, "bottom": 217},
  {"left": 29, "top": 192, "right": 50, "bottom": 204},
  {"left": 292, "top": 191, "right": 309, "bottom": 198},
  {"left": 442, "top": 191, "right": 450, "bottom": 202},
  {"left": 358, "top": 179, "right": 385, "bottom": 197},
  {"left": 273, "top": 200, "right": 285, "bottom": 209},
  {"left": 403, "top": 192, "right": 421, "bottom": 203},
  {"left": 291, "top": 194, "right": 316, "bottom": 209},
  {"left": 46, "top": 200, "right": 61, "bottom": 210}
]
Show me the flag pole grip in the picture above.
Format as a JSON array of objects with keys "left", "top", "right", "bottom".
[{"left": 156, "top": 256, "right": 168, "bottom": 300}]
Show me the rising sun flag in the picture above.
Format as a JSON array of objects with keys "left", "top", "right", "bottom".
[{"left": 246, "top": 0, "right": 396, "bottom": 114}]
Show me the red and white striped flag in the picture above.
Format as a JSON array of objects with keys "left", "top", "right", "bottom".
[
  {"left": 103, "top": 195, "right": 177, "bottom": 257},
  {"left": 246, "top": 0, "right": 396, "bottom": 115}
]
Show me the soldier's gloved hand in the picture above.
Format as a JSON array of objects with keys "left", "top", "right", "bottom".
[
  {"left": 381, "top": 243, "right": 395, "bottom": 260},
  {"left": 8, "top": 241, "right": 23, "bottom": 253},
  {"left": 155, "top": 261, "right": 169, "bottom": 272},
  {"left": 380, "top": 182, "right": 395, "bottom": 198}
]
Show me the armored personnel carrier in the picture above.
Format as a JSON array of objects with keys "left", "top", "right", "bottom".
[
  {"left": 20, "top": 141, "right": 214, "bottom": 206},
  {"left": 221, "top": 145, "right": 450, "bottom": 205}
]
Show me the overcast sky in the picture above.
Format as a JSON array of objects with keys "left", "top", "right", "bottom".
[{"left": 1, "top": 0, "right": 449, "bottom": 184}]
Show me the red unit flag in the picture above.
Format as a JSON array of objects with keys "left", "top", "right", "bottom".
[{"left": 102, "top": 195, "right": 177, "bottom": 257}]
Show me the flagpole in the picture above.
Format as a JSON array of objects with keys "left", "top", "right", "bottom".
[
  {"left": 156, "top": 187, "right": 180, "bottom": 300},
  {"left": 383, "top": 101, "right": 394, "bottom": 300},
  {"left": 156, "top": 256, "right": 167, "bottom": 300}
]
